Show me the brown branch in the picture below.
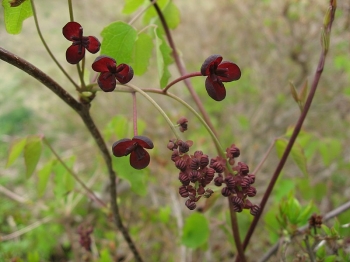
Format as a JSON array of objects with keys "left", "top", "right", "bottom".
[
  {"left": 240, "top": 1, "right": 337, "bottom": 255},
  {"left": 151, "top": 3, "right": 246, "bottom": 260},
  {"left": 0, "top": 47, "right": 143, "bottom": 262}
]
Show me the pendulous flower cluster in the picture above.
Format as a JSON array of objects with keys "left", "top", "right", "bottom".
[
  {"left": 168, "top": 139, "right": 215, "bottom": 210},
  {"left": 168, "top": 139, "right": 259, "bottom": 215}
]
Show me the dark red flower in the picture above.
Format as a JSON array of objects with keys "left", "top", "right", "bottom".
[
  {"left": 62, "top": 22, "right": 100, "bottom": 64},
  {"left": 92, "top": 56, "right": 134, "bottom": 92},
  {"left": 200, "top": 55, "right": 241, "bottom": 101},
  {"left": 112, "top": 136, "right": 153, "bottom": 169}
]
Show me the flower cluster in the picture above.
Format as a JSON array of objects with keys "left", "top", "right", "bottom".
[
  {"left": 214, "top": 145, "right": 260, "bottom": 216},
  {"left": 168, "top": 141, "right": 259, "bottom": 215},
  {"left": 62, "top": 22, "right": 134, "bottom": 92},
  {"left": 168, "top": 139, "right": 215, "bottom": 210}
]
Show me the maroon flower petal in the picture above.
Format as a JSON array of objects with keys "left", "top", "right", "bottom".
[
  {"left": 92, "top": 56, "right": 116, "bottom": 72},
  {"left": 115, "top": 64, "right": 134, "bottom": 84},
  {"left": 85, "top": 36, "right": 101, "bottom": 54},
  {"left": 97, "top": 72, "right": 117, "bottom": 92},
  {"left": 62, "top": 21, "right": 82, "bottom": 41},
  {"left": 112, "top": 138, "right": 133, "bottom": 157},
  {"left": 205, "top": 77, "right": 226, "bottom": 101},
  {"left": 130, "top": 147, "right": 150, "bottom": 169},
  {"left": 200, "top": 55, "right": 222, "bottom": 76},
  {"left": 66, "top": 45, "right": 85, "bottom": 64},
  {"left": 217, "top": 62, "right": 241, "bottom": 82},
  {"left": 132, "top": 136, "right": 154, "bottom": 149}
]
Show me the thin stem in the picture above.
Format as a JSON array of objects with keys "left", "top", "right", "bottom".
[
  {"left": 132, "top": 92, "right": 138, "bottom": 136},
  {"left": 304, "top": 235, "right": 316, "bottom": 262},
  {"left": 67, "top": 0, "right": 74, "bottom": 21},
  {"left": 151, "top": 1, "right": 219, "bottom": 138},
  {"left": 129, "top": 0, "right": 158, "bottom": 25},
  {"left": 76, "top": 63, "right": 86, "bottom": 91},
  {"left": 163, "top": 72, "right": 203, "bottom": 93},
  {"left": 30, "top": 0, "right": 79, "bottom": 90},
  {"left": 0, "top": 216, "right": 53, "bottom": 241},
  {"left": 126, "top": 83, "right": 180, "bottom": 140},
  {"left": 0, "top": 48, "right": 143, "bottom": 261},
  {"left": 252, "top": 139, "right": 276, "bottom": 175},
  {"left": 43, "top": 137, "right": 107, "bottom": 208},
  {"left": 241, "top": 1, "right": 336, "bottom": 254},
  {"left": 229, "top": 200, "right": 246, "bottom": 262}
]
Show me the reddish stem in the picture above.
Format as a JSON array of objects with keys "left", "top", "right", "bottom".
[
  {"left": 163, "top": 72, "right": 203, "bottom": 93},
  {"left": 132, "top": 92, "right": 138, "bottom": 136}
]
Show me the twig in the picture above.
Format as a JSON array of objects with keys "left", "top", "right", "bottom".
[
  {"left": 0, "top": 47, "right": 144, "bottom": 262},
  {"left": 259, "top": 199, "right": 350, "bottom": 262},
  {"left": 242, "top": 2, "right": 337, "bottom": 257},
  {"left": 0, "top": 216, "right": 53, "bottom": 241}
]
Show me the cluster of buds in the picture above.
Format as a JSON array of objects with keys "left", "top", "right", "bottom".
[
  {"left": 168, "top": 139, "right": 215, "bottom": 210},
  {"left": 77, "top": 225, "right": 94, "bottom": 251},
  {"left": 168, "top": 139, "right": 260, "bottom": 216},
  {"left": 214, "top": 145, "right": 260, "bottom": 216}
]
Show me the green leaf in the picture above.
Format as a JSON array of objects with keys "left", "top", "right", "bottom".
[
  {"left": 155, "top": 28, "right": 173, "bottom": 88},
  {"left": 318, "top": 138, "right": 342, "bottom": 167},
  {"left": 6, "top": 137, "right": 27, "bottom": 167},
  {"left": 52, "top": 157, "right": 76, "bottom": 197},
  {"left": 297, "top": 201, "right": 314, "bottom": 224},
  {"left": 27, "top": 251, "right": 39, "bottom": 262},
  {"left": 143, "top": 0, "right": 169, "bottom": 25},
  {"left": 122, "top": 0, "right": 145, "bottom": 14},
  {"left": 324, "top": 255, "right": 337, "bottom": 262},
  {"left": 287, "top": 197, "right": 301, "bottom": 224},
  {"left": 37, "top": 160, "right": 54, "bottom": 197},
  {"left": 322, "top": 224, "right": 331, "bottom": 235},
  {"left": 158, "top": 206, "right": 171, "bottom": 223},
  {"left": 132, "top": 33, "right": 154, "bottom": 75},
  {"left": 112, "top": 156, "right": 148, "bottom": 196},
  {"left": 103, "top": 115, "right": 129, "bottom": 141},
  {"left": 98, "top": 249, "right": 113, "bottom": 262},
  {"left": 100, "top": 21, "right": 138, "bottom": 64},
  {"left": 162, "top": 1, "right": 180, "bottom": 29},
  {"left": 181, "top": 213, "right": 209, "bottom": 249},
  {"left": 275, "top": 138, "right": 308, "bottom": 177},
  {"left": 2, "top": 0, "right": 33, "bottom": 34},
  {"left": 24, "top": 135, "right": 42, "bottom": 179}
]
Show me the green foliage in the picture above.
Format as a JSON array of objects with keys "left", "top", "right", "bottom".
[
  {"left": 122, "top": 0, "right": 144, "bottom": 14},
  {"left": 276, "top": 193, "right": 315, "bottom": 233},
  {"left": 100, "top": 21, "right": 138, "bottom": 64},
  {"left": 155, "top": 28, "right": 173, "bottom": 88},
  {"left": 181, "top": 213, "right": 209, "bottom": 249},
  {"left": 112, "top": 156, "right": 149, "bottom": 196},
  {"left": 52, "top": 156, "right": 76, "bottom": 197},
  {"left": 23, "top": 135, "right": 42, "bottom": 179},
  {"left": 275, "top": 137, "right": 309, "bottom": 177},
  {"left": 37, "top": 160, "right": 54, "bottom": 197},
  {"left": 6, "top": 137, "right": 27, "bottom": 167},
  {"left": 2, "top": 0, "right": 32, "bottom": 34},
  {"left": 132, "top": 33, "right": 154, "bottom": 75}
]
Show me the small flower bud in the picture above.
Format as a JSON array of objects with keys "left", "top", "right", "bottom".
[
  {"left": 175, "top": 158, "right": 187, "bottom": 171},
  {"left": 231, "top": 196, "right": 243, "bottom": 206},
  {"left": 185, "top": 199, "right": 196, "bottom": 210},
  {"left": 197, "top": 186, "right": 205, "bottom": 195},
  {"left": 214, "top": 175, "right": 224, "bottom": 186},
  {"left": 189, "top": 170, "right": 199, "bottom": 182},
  {"left": 247, "top": 174, "right": 255, "bottom": 184},
  {"left": 246, "top": 186, "right": 257, "bottom": 197},
  {"left": 240, "top": 177, "right": 251, "bottom": 188},
  {"left": 226, "top": 144, "right": 240, "bottom": 159},
  {"left": 199, "top": 155, "right": 209, "bottom": 168},
  {"left": 179, "top": 186, "right": 189, "bottom": 198},
  {"left": 250, "top": 205, "right": 260, "bottom": 216},
  {"left": 225, "top": 175, "right": 235, "bottom": 189},
  {"left": 221, "top": 187, "right": 231, "bottom": 197},
  {"left": 190, "top": 158, "right": 200, "bottom": 170},
  {"left": 238, "top": 162, "right": 249, "bottom": 175},
  {"left": 177, "top": 117, "right": 188, "bottom": 132},
  {"left": 179, "top": 172, "right": 190, "bottom": 185}
]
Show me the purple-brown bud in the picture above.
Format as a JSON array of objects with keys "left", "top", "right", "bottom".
[
  {"left": 179, "top": 186, "right": 189, "bottom": 198},
  {"left": 238, "top": 162, "right": 249, "bottom": 175},
  {"left": 246, "top": 186, "right": 257, "bottom": 197},
  {"left": 185, "top": 199, "right": 196, "bottom": 210},
  {"left": 250, "top": 205, "right": 260, "bottom": 216},
  {"left": 221, "top": 187, "right": 231, "bottom": 197},
  {"left": 177, "top": 117, "right": 188, "bottom": 132}
]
